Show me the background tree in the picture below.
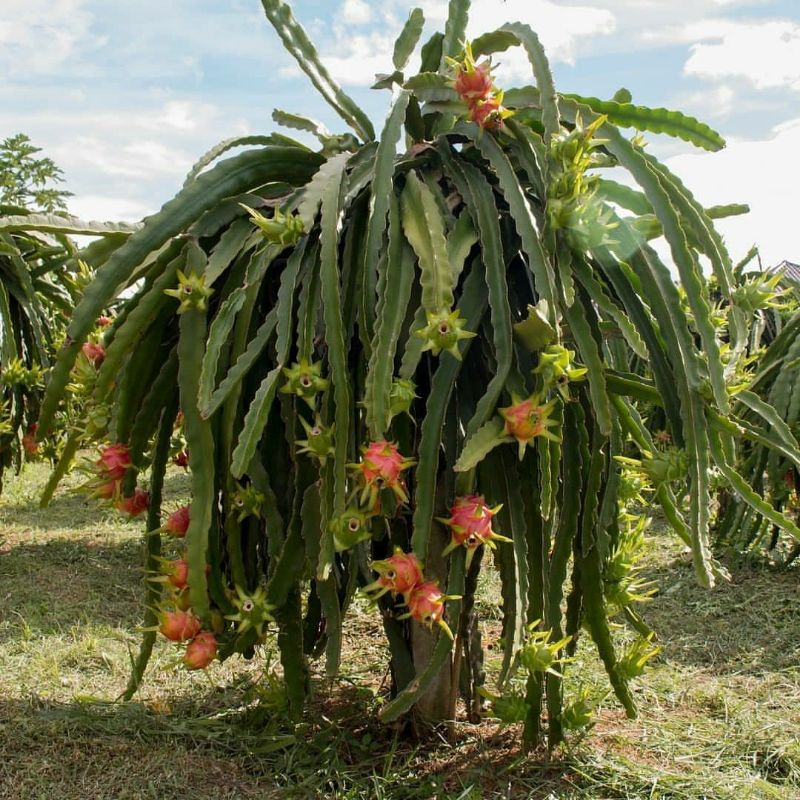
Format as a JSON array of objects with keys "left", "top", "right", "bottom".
[{"left": 0, "top": 133, "right": 72, "bottom": 213}]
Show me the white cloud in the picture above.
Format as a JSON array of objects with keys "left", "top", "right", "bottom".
[
  {"left": 419, "top": 0, "right": 616, "bottom": 68},
  {"left": 673, "top": 84, "right": 736, "bottom": 119},
  {"left": 320, "top": 32, "right": 400, "bottom": 85},
  {"left": 665, "top": 117, "right": 800, "bottom": 267},
  {"left": 683, "top": 20, "right": 800, "bottom": 90},
  {"left": 342, "top": 0, "right": 373, "bottom": 25},
  {"left": 68, "top": 194, "right": 152, "bottom": 223},
  {"left": 321, "top": 0, "right": 616, "bottom": 86},
  {"left": 0, "top": 0, "right": 100, "bottom": 74}
]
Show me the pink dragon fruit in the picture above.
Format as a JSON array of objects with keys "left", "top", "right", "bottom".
[
  {"left": 116, "top": 487, "right": 150, "bottom": 517},
  {"left": 97, "top": 443, "right": 131, "bottom": 480},
  {"left": 400, "top": 581, "right": 456, "bottom": 640},
  {"left": 499, "top": 395, "right": 560, "bottom": 459},
  {"left": 158, "top": 610, "right": 201, "bottom": 642},
  {"left": 167, "top": 558, "right": 189, "bottom": 590},
  {"left": 439, "top": 494, "right": 511, "bottom": 566},
  {"left": 81, "top": 341, "right": 106, "bottom": 366},
  {"left": 454, "top": 61, "right": 494, "bottom": 102},
  {"left": 183, "top": 631, "right": 218, "bottom": 670},
  {"left": 365, "top": 549, "right": 424, "bottom": 601},
  {"left": 350, "top": 440, "right": 415, "bottom": 509},
  {"left": 164, "top": 505, "right": 190, "bottom": 537}
]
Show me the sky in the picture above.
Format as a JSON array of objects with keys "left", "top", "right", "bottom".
[{"left": 1, "top": 0, "right": 798, "bottom": 267}]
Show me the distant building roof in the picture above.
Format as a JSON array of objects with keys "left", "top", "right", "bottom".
[{"left": 773, "top": 260, "right": 800, "bottom": 285}]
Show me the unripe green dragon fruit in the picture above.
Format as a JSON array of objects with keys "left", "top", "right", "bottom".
[{"left": 164, "top": 270, "right": 214, "bottom": 313}]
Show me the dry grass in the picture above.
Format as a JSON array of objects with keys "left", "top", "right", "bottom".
[{"left": 1, "top": 461, "right": 798, "bottom": 799}]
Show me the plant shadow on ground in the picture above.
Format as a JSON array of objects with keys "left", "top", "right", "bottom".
[
  {"left": 640, "top": 551, "right": 800, "bottom": 674},
  {"left": 2, "top": 465, "right": 799, "bottom": 799}
]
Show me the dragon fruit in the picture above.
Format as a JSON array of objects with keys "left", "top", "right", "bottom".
[
  {"left": 158, "top": 610, "right": 201, "bottom": 642},
  {"left": 468, "top": 93, "right": 511, "bottom": 129},
  {"left": 400, "top": 581, "right": 456, "bottom": 640},
  {"left": 184, "top": 631, "right": 218, "bottom": 670},
  {"left": 97, "top": 443, "right": 131, "bottom": 480},
  {"left": 499, "top": 395, "right": 560, "bottom": 459},
  {"left": 164, "top": 505, "right": 190, "bottom": 537},
  {"left": 365, "top": 549, "right": 424, "bottom": 601},
  {"left": 81, "top": 341, "right": 106, "bottom": 366},
  {"left": 331, "top": 508, "right": 372, "bottom": 552},
  {"left": 439, "top": 494, "right": 511, "bottom": 566},
  {"left": 116, "top": 487, "right": 150, "bottom": 517},
  {"left": 167, "top": 558, "right": 189, "bottom": 590},
  {"left": 454, "top": 60, "right": 494, "bottom": 102},
  {"left": 350, "top": 440, "right": 415, "bottom": 509}
]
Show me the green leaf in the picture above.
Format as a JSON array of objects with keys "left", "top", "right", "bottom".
[
  {"left": 563, "top": 93, "right": 726, "bottom": 152},
  {"left": 260, "top": 0, "right": 375, "bottom": 141},
  {"left": 0, "top": 213, "right": 137, "bottom": 237},
  {"left": 393, "top": 8, "right": 425, "bottom": 70},
  {"left": 38, "top": 146, "right": 321, "bottom": 435},
  {"left": 499, "top": 23, "right": 560, "bottom": 143},
  {"left": 272, "top": 108, "right": 330, "bottom": 139},
  {"left": 400, "top": 170, "right": 454, "bottom": 314},
  {"left": 441, "top": 0, "right": 470, "bottom": 65},
  {"left": 454, "top": 416, "right": 506, "bottom": 471}
]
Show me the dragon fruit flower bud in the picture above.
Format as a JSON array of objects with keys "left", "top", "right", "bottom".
[
  {"left": 399, "top": 581, "right": 458, "bottom": 640},
  {"left": 350, "top": 440, "right": 415, "bottom": 511},
  {"left": 439, "top": 494, "right": 511, "bottom": 567},
  {"left": 183, "top": 631, "right": 218, "bottom": 670},
  {"left": 158, "top": 610, "right": 201, "bottom": 642},
  {"left": 365, "top": 549, "right": 424, "bottom": 601},
  {"left": 163, "top": 505, "right": 190, "bottom": 537},
  {"left": 95, "top": 315, "right": 112, "bottom": 327},
  {"left": 499, "top": 394, "right": 560, "bottom": 459},
  {"left": 97, "top": 443, "right": 131, "bottom": 480}
]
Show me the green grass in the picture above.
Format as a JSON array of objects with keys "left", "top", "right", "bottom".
[{"left": 1, "top": 462, "right": 799, "bottom": 799}]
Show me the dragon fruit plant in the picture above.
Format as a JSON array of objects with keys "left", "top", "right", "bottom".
[{"left": 35, "top": 0, "right": 800, "bottom": 748}]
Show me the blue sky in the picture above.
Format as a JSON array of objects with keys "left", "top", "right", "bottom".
[{"left": 1, "top": 0, "right": 798, "bottom": 265}]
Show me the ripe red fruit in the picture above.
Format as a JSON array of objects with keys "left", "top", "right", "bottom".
[
  {"left": 402, "top": 581, "right": 455, "bottom": 639},
  {"left": 81, "top": 341, "right": 106, "bottom": 366},
  {"left": 366, "top": 549, "right": 424, "bottom": 601},
  {"left": 167, "top": 559, "right": 189, "bottom": 590},
  {"left": 94, "top": 479, "right": 119, "bottom": 500},
  {"left": 116, "top": 487, "right": 150, "bottom": 517},
  {"left": 95, "top": 315, "right": 112, "bottom": 327},
  {"left": 22, "top": 429, "right": 38, "bottom": 456},
  {"left": 454, "top": 62, "right": 493, "bottom": 101},
  {"left": 158, "top": 610, "right": 201, "bottom": 642},
  {"left": 165, "top": 505, "right": 190, "bottom": 537},
  {"left": 468, "top": 95, "right": 505, "bottom": 129},
  {"left": 439, "top": 495, "right": 510, "bottom": 566},
  {"left": 172, "top": 450, "right": 189, "bottom": 468},
  {"left": 184, "top": 631, "right": 218, "bottom": 670},
  {"left": 97, "top": 443, "right": 131, "bottom": 480}
]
